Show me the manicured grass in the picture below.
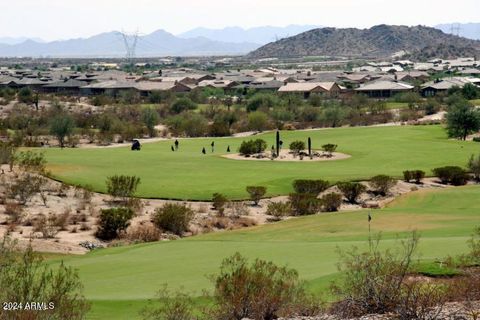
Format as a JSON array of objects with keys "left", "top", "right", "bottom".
[
  {"left": 51, "top": 185, "right": 480, "bottom": 319},
  {"left": 41, "top": 125, "right": 478, "bottom": 200},
  {"left": 385, "top": 101, "right": 410, "bottom": 110}
]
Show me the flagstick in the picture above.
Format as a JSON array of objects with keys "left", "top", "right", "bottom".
[{"left": 368, "top": 213, "right": 372, "bottom": 251}]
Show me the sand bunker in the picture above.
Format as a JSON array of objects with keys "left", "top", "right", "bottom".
[{"left": 221, "top": 149, "right": 351, "bottom": 162}]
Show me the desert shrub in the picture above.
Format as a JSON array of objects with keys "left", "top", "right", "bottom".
[
  {"left": 15, "top": 150, "right": 46, "bottom": 173},
  {"left": 337, "top": 182, "right": 366, "bottom": 204},
  {"left": 467, "top": 153, "right": 480, "bottom": 181},
  {"left": 292, "top": 179, "right": 330, "bottom": 195},
  {"left": 246, "top": 186, "right": 266, "bottom": 205},
  {"left": 153, "top": 204, "right": 194, "bottom": 236},
  {"left": 226, "top": 201, "right": 251, "bottom": 217},
  {"left": 4, "top": 202, "right": 24, "bottom": 225},
  {"left": 266, "top": 202, "right": 292, "bottom": 218},
  {"left": 432, "top": 166, "right": 469, "bottom": 186},
  {"left": 0, "top": 141, "right": 16, "bottom": 168},
  {"left": 170, "top": 97, "right": 197, "bottom": 114},
  {"left": 8, "top": 173, "right": 46, "bottom": 205},
  {"left": 331, "top": 232, "right": 421, "bottom": 317},
  {"left": 142, "top": 285, "right": 194, "bottom": 320},
  {"left": 289, "top": 193, "right": 321, "bottom": 216},
  {"left": 96, "top": 207, "right": 134, "bottom": 240},
  {"left": 246, "top": 93, "right": 278, "bottom": 112},
  {"left": 247, "top": 111, "right": 270, "bottom": 131},
  {"left": 320, "top": 192, "right": 343, "bottom": 212},
  {"left": 34, "top": 214, "right": 60, "bottom": 239},
  {"left": 289, "top": 140, "right": 305, "bottom": 155},
  {"left": 369, "top": 175, "right": 396, "bottom": 196},
  {"left": 125, "top": 224, "right": 162, "bottom": 243},
  {"left": 403, "top": 170, "right": 425, "bottom": 184},
  {"left": 106, "top": 175, "right": 141, "bottom": 202},
  {"left": 396, "top": 281, "right": 448, "bottom": 320},
  {"left": 0, "top": 237, "right": 90, "bottom": 320},
  {"left": 322, "top": 143, "right": 337, "bottom": 156},
  {"left": 212, "top": 193, "right": 228, "bottom": 216},
  {"left": 238, "top": 139, "right": 267, "bottom": 156},
  {"left": 209, "top": 252, "right": 322, "bottom": 320}
]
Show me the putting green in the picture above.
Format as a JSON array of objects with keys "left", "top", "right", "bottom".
[
  {"left": 51, "top": 185, "right": 480, "bottom": 319},
  {"left": 41, "top": 125, "right": 479, "bottom": 200}
]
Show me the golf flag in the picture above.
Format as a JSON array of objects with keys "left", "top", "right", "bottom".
[{"left": 368, "top": 213, "right": 372, "bottom": 222}]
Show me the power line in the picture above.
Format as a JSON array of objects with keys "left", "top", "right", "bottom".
[{"left": 118, "top": 30, "right": 139, "bottom": 63}]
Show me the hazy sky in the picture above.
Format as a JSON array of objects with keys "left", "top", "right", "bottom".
[{"left": 1, "top": 0, "right": 479, "bottom": 41}]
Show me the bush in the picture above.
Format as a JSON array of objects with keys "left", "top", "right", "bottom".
[
  {"left": 212, "top": 193, "right": 228, "bottom": 216},
  {"left": 96, "top": 207, "right": 134, "bottom": 240},
  {"left": 292, "top": 179, "right": 330, "bottom": 195},
  {"left": 247, "top": 111, "right": 269, "bottom": 131},
  {"left": 238, "top": 139, "right": 267, "bottom": 156},
  {"left": 331, "top": 232, "right": 422, "bottom": 317},
  {"left": 125, "top": 224, "right": 161, "bottom": 243},
  {"left": 15, "top": 150, "right": 46, "bottom": 173},
  {"left": 142, "top": 285, "right": 194, "bottom": 320},
  {"left": 369, "top": 175, "right": 396, "bottom": 196},
  {"left": 106, "top": 175, "right": 141, "bottom": 202},
  {"left": 246, "top": 186, "right": 266, "bottom": 205},
  {"left": 170, "top": 97, "right": 197, "bottom": 114},
  {"left": 153, "top": 204, "right": 194, "bottom": 236},
  {"left": 337, "top": 182, "right": 366, "bottom": 204},
  {"left": 467, "top": 154, "right": 480, "bottom": 181},
  {"left": 266, "top": 202, "right": 292, "bottom": 218},
  {"left": 403, "top": 170, "right": 425, "bottom": 184},
  {"left": 0, "top": 237, "right": 90, "bottom": 319},
  {"left": 289, "top": 140, "right": 305, "bottom": 155},
  {"left": 289, "top": 193, "right": 321, "bottom": 215},
  {"left": 432, "top": 166, "right": 469, "bottom": 186},
  {"left": 8, "top": 173, "right": 46, "bottom": 205},
  {"left": 320, "top": 192, "right": 343, "bottom": 212},
  {"left": 246, "top": 93, "right": 277, "bottom": 112},
  {"left": 210, "top": 253, "right": 321, "bottom": 320}
]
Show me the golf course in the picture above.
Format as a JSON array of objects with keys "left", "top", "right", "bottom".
[
  {"left": 42, "top": 125, "right": 480, "bottom": 200},
  {"left": 50, "top": 184, "right": 480, "bottom": 319}
]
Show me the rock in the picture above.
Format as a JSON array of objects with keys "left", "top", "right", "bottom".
[{"left": 79, "top": 241, "right": 104, "bottom": 250}]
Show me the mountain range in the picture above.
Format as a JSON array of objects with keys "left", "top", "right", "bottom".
[{"left": 248, "top": 25, "right": 480, "bottom": 59}]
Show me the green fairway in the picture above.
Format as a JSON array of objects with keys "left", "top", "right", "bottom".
[
  {"left": 53, "top": 185, "right": 480, "bottom": 319},
  {"left": 41, "top": 125, "right": 479, "bottom": 200}
]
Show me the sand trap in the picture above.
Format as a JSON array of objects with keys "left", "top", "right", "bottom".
[{"left": 221, "top": 149, "right": 351, "bottom": 162}]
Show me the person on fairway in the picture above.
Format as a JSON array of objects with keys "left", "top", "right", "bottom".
[
  {"left": 174, "top": 139, "right": 179, "bottom": 150},
  {"left": 211, "top": 141, "right": 215, "bottom": 152},
  {"left": 202, "top": 147, "right": 206, "bottom": 154},
  {"left": 171, "top": 145, "right": 174, "bottom": 152}
]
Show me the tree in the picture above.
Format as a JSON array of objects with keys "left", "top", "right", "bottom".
[
  {"left": 246, "top": 93, "right": 277, "bottom": 112},
  {"left": 289, "top": 140, "right": 306, "bottom": 155},
  {"left": 468, "top": 153, "right": 480, "bottom": 181},
  {"left": 246, "top": 186, "right": 267, "bottom": 205},
  {"left": 369, "top": 175, "right": 396, "bottom": 196},
  {"left": 0, "top": 237, "right": 90, "bottom": 319},
  {"left": 337, "top": 182, "right": 366, "bottom": 204},
  {"left": 153, "top": 203, "right": 194, "bottom": 236},
  {"left": 323, "top": 106, "right": 344, "bottom": 127},
  {"left": 106, "top": 175, "right": 141, "bottom": 203},
  {"left": 247, "top": 111, "right": 269, "bottom": 132},
  {"left": 212, "top": 193, "right": 228, "bottom": 216},
  {"left": 96, "top": 207, "right": 134, "bottom": 240},
  {"left": 446, "top": 103, "right": 480, "bottom": 140},
  {"left": 50, "top": 114, "right": 75, "bottom": 148},
  {"left": 141, "top": 108, "right": 160, "bottom": 137},
  {"left": 171, "top": 97, "right": 197, "bottom": 114},
  {"left": 17, "top": 87, "right": 34, "bottom": 104}
]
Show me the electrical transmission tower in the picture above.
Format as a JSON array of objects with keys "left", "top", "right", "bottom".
[
  {"left": 450, "top": 23, "right": 461, "bottom": 37},
  {"left": 118, "top": 30, "right": 139, "bottom": 64}
]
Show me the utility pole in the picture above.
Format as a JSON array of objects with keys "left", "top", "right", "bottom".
[{"left": 118, "top": 30, "right": 139, "bottom": 66}]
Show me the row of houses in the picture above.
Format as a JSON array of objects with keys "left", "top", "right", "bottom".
[{"left": 1, "top": 62, "right": 479, "bottom": 99}]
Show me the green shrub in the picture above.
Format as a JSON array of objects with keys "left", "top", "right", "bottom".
[
  {"left": 337, "top": 182, "right": 366, "bottom": 204},
  {"left": 289, "top": 193, "right": 321, "bottom": 215},
  {"left": 293, "top": 179, "right": 330, "bottom": 195},
  {"left": 171, "top": 97, "right": 197, "bottom": 114},
  {"left": 473, "top": 137, "right": 480, "bottom": 143},
  {"left": 106, "top": 175, "right": 141, "bottom": 202},
  {"left": 238, "top": 139, "right": 267, "bottom": 156},
  {"left": 153, "top": 204, "right": 194, "bottom": 236},
  {"left": 246, "top": 186, "right": 267, "bottom": 205},
  {"left": 467, "top": 154, "right": 480, "bottom": 181},
  {"left": 96, "top": 207, "right": 134, "bottom": 240},
  {"left": 266, "top": 202, "right": 292, "bottom": 218},
  {"left": 432, "top": 166, "right": 469, "bottom": 186},
  {"left": 289, "top": 140, "right": 306, "bottom": 155},
  {"left": 322, "top": 143, "right": 337, "bottom": 155},
  {"left": 369, "top": 175, "right": 396, "bottom": 196},
  {"left": 210, "top": 253, "right": 321, "bottom": 319},
  {"left": 403, "top": 170, "right": 425, "bottom": 184},
  {"left": 320, "top": 193, "right": 343, "bottom": 212},
  {"left": 212, "top": 193, "right": 228, "bottom": 216}
]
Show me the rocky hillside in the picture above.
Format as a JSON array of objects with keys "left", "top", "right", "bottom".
[{"left": 248, "top": 25, "right": 480, "bottom": 59}]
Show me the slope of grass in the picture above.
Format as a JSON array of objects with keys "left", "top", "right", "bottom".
[
  {"left": 41, "top": 125, "right": 478, "bottom": 200},
  {"left": 50, "top": 185, "right": 480, "bottom": 319}
]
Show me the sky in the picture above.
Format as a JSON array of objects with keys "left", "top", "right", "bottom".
[{"left": 1, "top": 0, "right": 479, "bottom": 41}]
